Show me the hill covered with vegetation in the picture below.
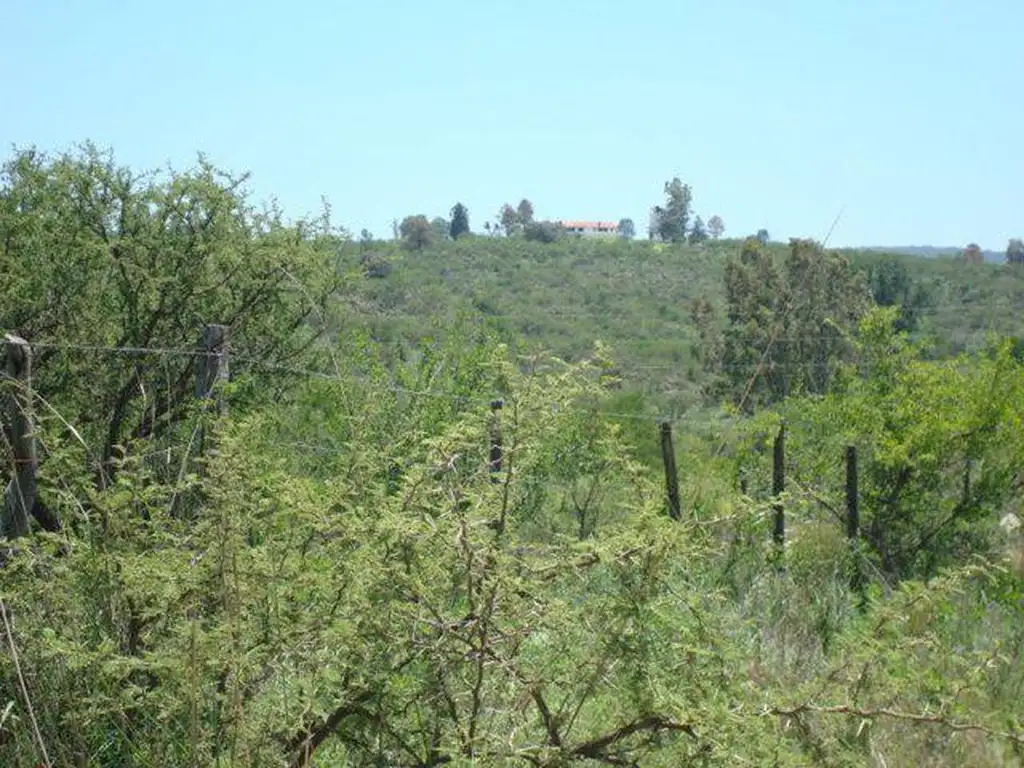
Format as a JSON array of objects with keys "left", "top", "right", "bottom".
[
  {"left": 345, "top": 231, "right": 1024, "bottom": 414},
  {"left": 2, "top": 146, "right": 1023, "bottom": 767}
]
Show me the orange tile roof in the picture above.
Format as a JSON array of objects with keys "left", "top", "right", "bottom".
[{"left": 559, "top": 220, "right": 618, "bottom": 230}]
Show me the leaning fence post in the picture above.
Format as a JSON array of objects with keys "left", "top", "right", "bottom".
[
  {"left": 660, "top": 421, "right": 681, "bottom": 521},
  {"left": 489, "top": 399, "right": 503, "bottom": 481},
  {"left": 2, "top": 335, "right": 36, "bottom": 540},
  {"left": 772, "top": 422, "right": 786, "bottom": 552}
]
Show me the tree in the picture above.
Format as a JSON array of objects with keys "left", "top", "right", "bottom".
[
  {"left": 359, "top": 228, "right": 374, "bottom": 244},
  {"left": 755, "top": 228, "right": 770, "bottom": 245},
  {"left": 449, "top": 202, "right": 470, "bottom": 239},
  {"left": 653, "top": 177, "right": 693, "bottom": 243},
  {"left": 523, "top": 220, "right": 563, "bottom": 243},
  {"left": 430, "top": 216, "right": 449, "bottom": 241},
  {"left": 707, "top": 215, "right": 725, "bottom": 239},
  {"left": 399, "top": 214, "right": 435, "bottom": 250},
  {"left": 516, "top": 198, "right": 535, "bottom": 225},
  {"left": 1006, "top": 238, "right": 1024, "bottom": 265},
  {"left": 499, "top": 204, "right": 520, "bottom": 237},
  {"left": 864, "top": 258, "right": 932, "bottom": 333},
  {"left": 963, "top": 243, "right": 984, "bottom": 264},
  {"left": 0, "top": 143, "right": 343, "bottom": 486},
  {"left": 717, "top": 237, "right": 871, "bottom": 408},
  {"left": 688, "top": 215, "right": 708, "bottom": 245},
  {"left": 617, "top": 218, "right": 636, "bottom": 240}
]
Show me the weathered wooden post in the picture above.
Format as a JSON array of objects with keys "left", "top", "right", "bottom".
[
  {"left": 196, "top": 324, "right": 230, "bottom": 412},
  {"left": 772, "top": 422, "right": 786, "bottom": 551},
  {"left": 489, "top": 399, "right": 503, "bottom": 482},
  {"left": 195, "top": 324, "right": 230, "bottom": 454},
  {"left": 660, "top": 421, "right": 681, "bottom": 521},
  {"left": 846, "top": 445, "right": 863, "bottom": 597},
  {"left": 2, "top": 335, "right": 37, "bottom": 540},
  {"left": 172, "top": 325, "right": 230, "bottom": 518}
]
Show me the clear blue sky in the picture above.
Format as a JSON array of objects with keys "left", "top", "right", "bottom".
[{"left": 2, "top": 0, "right": 1021, "bottom": 249}]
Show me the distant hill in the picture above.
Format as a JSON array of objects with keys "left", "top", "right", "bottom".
[
  {"left": 344, "top": 236, "right": 1024, "bottom": 413},
  {"left": 865, "top": 245, "right": 1004, "bottom": 263}
]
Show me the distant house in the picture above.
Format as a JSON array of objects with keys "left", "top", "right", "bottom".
[{"left": 559, "top": 220, "right": 619, "bottom": 237}]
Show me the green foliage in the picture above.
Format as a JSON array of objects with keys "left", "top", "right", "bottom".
[
  {"left": 522, "top": 220, "right": 563, "bottom": 243},
  {"left": 861, "top": 257, "right": 933, "bottom": 332},
  {"left": 430, "top": 216, "right": 450, "bottom": 241},
  {"left": 689, "top": 215, "right": 708, "bottom": 245},
  {"left": 779, "top": 308, "right": 1024, "bottom": 582},
  {"left": 0, "top": 143, "right": 345, "bottom": 483},
  {"left": 617, "top": 217, "right": 635, "bottom": 240},
  {"left": 707, "top": 215, "right": 725, "bottom": 239},
  {"left": 651, "top": 177, "right": 693, "bottom": 243},
  {"left": 1007, "top": 238, "right": 1024, "bottom": 265},
  {"left": 718, "top": 237, "right": 872, "bottom": 409},
  {"left": 4, "top": 147, "right": 1024, "bottom": 768},
  {"left": 399, "top": 214, "right": 436, "bottom": 250},
  {"left": 449, "top": 202, "right": 470, "bottom": 239}
]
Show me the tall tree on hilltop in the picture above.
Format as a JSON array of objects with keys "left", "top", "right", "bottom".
[
  {"left": 756, "top": 228, "right": 770, "bottom": 245},
  {"left": 449, "top": 202, "right": 470, "bottom": 239},
  {"left": 653, "top": 177, "right": 692, "bottom": 243},
  {"left": 399, "top": 214, "right": 435, "bottom": 250},
  {"left": 617, "top": 218, "right": 636, "bottom": 240},
  {"left": 707, "top": 215, "right": 725, "bottom": 239},
  {"left": 516, "top": 198, "right": 535, "bottom": 225},
  {"left": 1006, "top": 238, "right": 1024, "bottom": 265}
]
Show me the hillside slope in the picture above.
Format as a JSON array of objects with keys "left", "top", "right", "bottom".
[{"left": 340, "top": 236, "right": 1024, "bottom": 410}]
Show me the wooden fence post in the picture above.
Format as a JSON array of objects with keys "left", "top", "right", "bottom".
[
  {"left": 489, "top": 399, "right": 503, "bottom": 481},
  {"left": 845, "top": 445, "right": 863, "bottom": 597},
  {"left": 2, "top": 335, "right": 37, "bottom": 539},
  {"left": 772, "top": 422, "right": 786, "bottom": 550},
  {"left": 194, "top": 324, "right": 230, "bottom": 455},
  {"left": 660, "top": 421, "right": 681, "bottom": 521},
  {"left": 845, "top": 446, "right": 859, "bottom": 542},
  {"left": 196, "top": 324, "right": 230, "bottom": 411}
]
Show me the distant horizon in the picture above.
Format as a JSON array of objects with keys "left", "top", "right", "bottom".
[{"left": 2, "top": 0, "right": 1020, "bottom": 251}]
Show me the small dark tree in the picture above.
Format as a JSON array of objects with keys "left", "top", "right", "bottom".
[
  {"left": 756, "top": 228, "right": 770, "bottom": 245},
  {"left": 617, "top": 218, "right": 636, "bottom": 240},
  {"left": 449, "top": 202, "right": 470, "bottom": 239},
  {"left": 399, "top": 215, "right": 436, "bottom": 250}
]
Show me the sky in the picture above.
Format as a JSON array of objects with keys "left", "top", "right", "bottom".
[{"left": 1, "top": 0, "right": 1021, "bottom": 249}]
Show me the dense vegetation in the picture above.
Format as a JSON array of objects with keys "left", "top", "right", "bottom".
[{"left": 2, "top": 146, "right": 1023, "bottom": 767}]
